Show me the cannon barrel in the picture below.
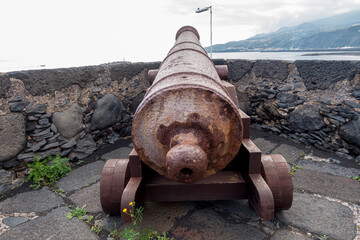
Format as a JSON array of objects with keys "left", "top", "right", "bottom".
[{"left": 132, "top": 26, "right": 243, "bottom": 184}]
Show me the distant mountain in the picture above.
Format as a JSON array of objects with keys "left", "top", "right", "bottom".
[
  {"left": 208, "top": 10, "right": 360, "bottom": 52},
  {"left": 299, "top": 25, "right": 360, "bottom": 49}
]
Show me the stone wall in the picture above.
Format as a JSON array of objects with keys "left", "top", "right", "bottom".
[
  {"left": 227, "top": 60, "right": 360, "bottom": 159},
  {"left": 0, "top": 60, "right": 359, "bottom": 193},
  {"left": 0, "top": 62, "right": 160, "bottom": 172}
]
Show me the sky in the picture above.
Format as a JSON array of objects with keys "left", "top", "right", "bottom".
[{"left": 1, "top": 0, "right": 360, "bottom": 67}]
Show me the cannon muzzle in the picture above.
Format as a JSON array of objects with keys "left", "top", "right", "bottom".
[{"left": 165, "top": 132, "right": 208, "bottom": 183}]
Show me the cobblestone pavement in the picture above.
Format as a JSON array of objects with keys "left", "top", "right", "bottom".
[{"left": 0, "top": 128, "right": 359, "bottom": 240}]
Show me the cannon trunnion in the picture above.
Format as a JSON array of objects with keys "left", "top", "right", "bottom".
[{"left": 100, "top": 26, "right": 293, "bottom": 222}]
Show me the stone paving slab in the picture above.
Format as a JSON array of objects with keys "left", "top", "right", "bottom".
[
  {"left": 68, "top": 182, "right": 102, "bottom": 213},
  {"left": 272, "top": 144, "right": 304, "bottom": 163},
  {"left": 0, "top": 213, "right": 37, "bottom": 234},
  {"left": 101, "top": 146, "right": 133, "bottom": 160},
  {"left": 293, "top": 168, "right": 360, "bottom": 204},
  {"left": 2, "top": 217, "right": 28, "bottom": 228},
  {"left": 270, "top": 229, "right": 311, "bottom": 240},
  {"left": 0, "top": 207, "right": 98, "bottom": 240},
  {"left": 298, "top": 158, "right": 360, "bottom": 178},
  {"left": 170, "top": 208, "right": 266, "bottom": 240},
  {"left": 140, "top": 202, "right": 196, "bottom": 234},
  {"left": 56, "top": 161, "right": 105, "bottom": 193},
  {"left": 99, "top": 215, "right": 122, "bottom": 233},
  {"left": 210, "top": 199, "right": 259, "bottom": 220},
  {"left": 0, "top": 187, "right": 63, "bottom": 213},
  {"left": 101, "top": 138, "right": 133, "bottom": 160},
  {"left": 277, "top": 192, "right": 357, "bottom": 240},
  {"left": 252, "top": 138, "right": 278, "bottom": 154}
]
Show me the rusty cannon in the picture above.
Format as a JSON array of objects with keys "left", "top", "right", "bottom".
[{"left": 100, "top": 26, "right": 293, "bottom": 222}]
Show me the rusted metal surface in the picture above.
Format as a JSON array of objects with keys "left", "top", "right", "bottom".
[
  {"left": 247, "top": 173, "right": 275, "bottom": 219},
  {"left": 147, "top": 69, "right": 158, "bottom": 85},
  {"left": 121, "top": 177, "right": 144, "bottom": 222},
  {"left": 240, "top": 138, "right": 262, "bottom": 174},
  {"left": 100, "top": 159, "right": 130, "bottom": 214},
  {"left": 145, "top": 171, "right": 246, "bottom": 202},
  {"left": 132, "top": 26, "right": 243, "bottom": 184},
  {"left": 148, "top": 65, "right": 228, "bottom": 85},
  {"left": 215, "top": 65, "right": 228, "bottom": 80},
  {"left": 261, "top": 154, "right": 293, "bottom": 210}
]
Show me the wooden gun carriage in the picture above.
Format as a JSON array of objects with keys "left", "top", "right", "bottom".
[{"left": 100, "top": 26, "right": 293, "bottom": 222}]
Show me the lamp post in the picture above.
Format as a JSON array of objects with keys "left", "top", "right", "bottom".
[{"left": 196, "top": 6, "right": 212, "bottom": 58}]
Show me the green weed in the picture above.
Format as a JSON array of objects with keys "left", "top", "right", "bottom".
[
  {"left": 50, "top": 186, "right": 66, "bottom": 197},
  {"left": 290, "top": 163, "right": 303, "bottom": 176},
  {"left": 77, "top": 160, "right": 84, "bottom": 165},
  {"left": 25, "top": 154, "right": 71, "bottom": 189},
  {"left": 314, "top": 234, "right": 329, "bottom": 240},
  {"left": 91, "top": 225, "right": 102, "bottom": 235},
  {"left": 86, "top": 215, "right": 94, "bottom": 223},
  {"left": 66, "top": 205, "right": 88, "bottom": 220},
  {"left": 352, "top": 175, "right": 360, "bottom": 182}
]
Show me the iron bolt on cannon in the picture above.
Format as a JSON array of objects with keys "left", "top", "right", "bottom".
[{"left": 100, "top": 26, "right": 293, "bottom": 222}]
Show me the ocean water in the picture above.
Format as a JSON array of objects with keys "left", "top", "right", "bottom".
[
  {"left": 1, "top": 51, "right": 359, "bottom": 72},
  {"left": 212, "top": 51, "right": 360, "bottom": 61}
]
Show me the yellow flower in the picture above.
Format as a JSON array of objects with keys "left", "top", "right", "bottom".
[
  {"left": 123, "top": 208, "right": 127, "bottom": 213},
  {"left": 129, "top": 202, "right": 134, "bottom": 206}
]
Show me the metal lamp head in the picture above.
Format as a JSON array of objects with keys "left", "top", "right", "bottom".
[{"left": 196, "top": 7, "right": 209, "bottom": 13}]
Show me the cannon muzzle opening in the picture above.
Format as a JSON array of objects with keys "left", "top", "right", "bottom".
[{"left": 166, "top": 142, "right": 208, "bottom": 184}]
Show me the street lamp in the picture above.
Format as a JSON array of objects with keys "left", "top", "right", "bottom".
[{"left": 196, "top": 6, "right": 212, "bottom": 58}]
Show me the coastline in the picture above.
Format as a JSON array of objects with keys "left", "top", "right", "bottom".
[{"left": 301, "top": 51, "right": 360, "bottom": 56}]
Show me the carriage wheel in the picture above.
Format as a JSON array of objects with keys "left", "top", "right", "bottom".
[
  {"left": 100, "top": 159, "right": 130, "bottom": 214},
  {"left": 260, "top": 154, "right": 293, "bottom": 210}
]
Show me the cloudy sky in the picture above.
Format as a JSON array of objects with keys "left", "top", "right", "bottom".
[{"left": 1, "top": 0, "right": 360, "bottom": 67}]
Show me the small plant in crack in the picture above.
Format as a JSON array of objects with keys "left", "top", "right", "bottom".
[
  {"left": 287, "top": 161, "right": 303, "bottom": 176},
  {"left": 76, "top": 160, "right": 85, "bottom": 165},
  {"left": 86, "top": 215, "right": 94, "bottom": 223},
  {"left": 66, "top": 205, "right": 88, "bottom": 220},
  {"left": 50, "top": 187, "right": 66, "bottom": 197},
  {"left": 314, "top": 234, "right": 329, "bottom": 240},
  {"left": 352, "top": 175, "right": 360, "bottom": 182},
  {"left": 91, "top": 225, "right": 102, "bottom": 235}
]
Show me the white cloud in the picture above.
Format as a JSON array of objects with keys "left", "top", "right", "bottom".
[{"left": 0, "top": 0, "right": 360, "bottom": 66}]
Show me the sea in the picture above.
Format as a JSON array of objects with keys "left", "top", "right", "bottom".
[{"left": 1, "top": 51, "right": 360, "bottom": 72}]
